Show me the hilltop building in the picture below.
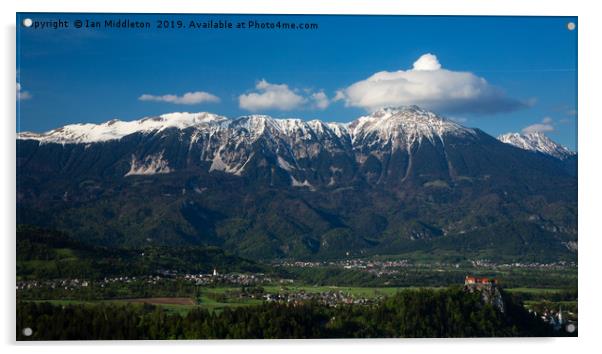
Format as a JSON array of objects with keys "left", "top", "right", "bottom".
[
  {"left": 465, "top": 275, "right": 497, "bottom": 285},
  {"left": 464, "top": 275, "right": 504, "bottom": 313}
]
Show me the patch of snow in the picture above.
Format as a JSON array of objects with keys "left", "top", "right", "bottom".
[
  {"left": 277, "top": 156, "right": 296, "bottom": 172},
  {"left": 290, "top": 176, "right": 314, "bottom": 190},
  {"left": 193, "top": 186, "right": 207, "bottom": 194},
  {"left": 125, "top": 151, "right": 172, "bottom": 176},
  {"left": 209, "top": 149, "right": 252, "bottom": 176}
]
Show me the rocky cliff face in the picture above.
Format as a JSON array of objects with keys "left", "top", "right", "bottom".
[{"left": 464, "top": 284, "right": 505, "bottom": 313}]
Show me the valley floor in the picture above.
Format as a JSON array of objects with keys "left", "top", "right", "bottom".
[{"left": 16, "top": 261, "right": 577, "bottom": 339}]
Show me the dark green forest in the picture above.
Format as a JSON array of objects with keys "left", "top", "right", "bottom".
[
  {"left": 16, "top": 225, "right": 263, "bottom": 280},
  {"left": 17, "top": 287, "right": 560, "bottom": 340}
]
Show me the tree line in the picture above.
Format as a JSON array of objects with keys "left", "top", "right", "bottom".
[{"left": 17, "top": 287, "right": 560, "bottom": 340}]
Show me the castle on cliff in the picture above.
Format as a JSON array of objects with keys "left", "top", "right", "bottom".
[{"left": 464, "top": 275, "right": 497, "bottom": 286}]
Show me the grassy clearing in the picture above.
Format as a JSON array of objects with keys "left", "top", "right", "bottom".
[
  {"left": 21, "top": 284, "right": 575, "bottom": 316},
  {"left": 112, "top": 297, "right": 196, "bottom": 305},
  {"left": 505, "top": 287, "right": 565, "bottom": 294},
  {"left": 524, "top": 300, "right": 577, "bottom": 306},
  {"left": 25, "top": 298, "right": 218, "bottom": 315},
  {"left": 21, "top": 286, "right": 440, "bottom": 314},
  {"left": 261, "top": 285, "right": 444, "bottom": 297}
]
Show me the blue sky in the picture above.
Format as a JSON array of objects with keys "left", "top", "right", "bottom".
[{"left": 17, "top": 14, "right": 577, "bottom": 150}]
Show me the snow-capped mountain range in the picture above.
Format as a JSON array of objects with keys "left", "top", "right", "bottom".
[
  {"left": 17, "top": 106, "right": 577, "bottom": 259},
  {"left": 19, "top": 105, "right": 474, "bottom": 147},
  {"left": 18, "top": 106, "right": 479, "bottom": 179},
  {"left": 19, "top": 106, "right": 574, "bottom": 176},
  {"left": 497, "top": 132, "right": 575, "bottom": 160},
  {"left": 18, "top": 106, "right": 575, "bottom": 181}
]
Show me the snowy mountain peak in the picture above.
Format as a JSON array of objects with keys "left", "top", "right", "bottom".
[
  {"left": 19, "top": 112, "right": 228, "bottom": 144},
  {"left": 378, "top": 105, "right": 430, "bottom": 115},
  {"left": 497, "top": 132, "right": 575, "bottom": 160},
  {"left": 350, "top": 105, "right": 476, "bottom": 149}
]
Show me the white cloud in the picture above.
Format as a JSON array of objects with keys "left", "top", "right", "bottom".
[
  {"left": 333, "top": 90, "right": 346, "bottom": 102},
  {"left": 17, "top": 82, "right": 31, "bottom": 100},
  {"left": 311, "top": 91, "right": 330, "bottom": 109},
  {"left": 522, "top": 117, "right": 555, "bottom": 133},
  {"left": 412, "top": 53, "right": 442, "bottom": 71},
  {"left": 139, "top": 91, "right": 220, "bottom": 105},
  {"left": 336, "top": 53, "right": 527, "bottom": 114},
  {"left": 239, "top": 80, "right": 307, "bottom": 112}
]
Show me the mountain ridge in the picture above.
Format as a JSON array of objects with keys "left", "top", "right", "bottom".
[
  {"left": 497, "top": 131, "right": 575, "bottom": 160},
  {"left": 17, "top": 106, "right": 578, "bottom": 261},
  {"left": 20, "top": 106, "right": 575, "bottom": 163},
  {"left": 18, "top": 106, "right": 471, "bottom": 145}
]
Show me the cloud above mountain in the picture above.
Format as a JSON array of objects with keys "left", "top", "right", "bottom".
[
  {"left": 310, "top": 91, "right": 330, "bottom": 109},
  {"left": 239, "top": 80, "right": 330, "bottom": 112},
  {"left": 17, "top": 82, "right": 31, "bottom": 101},
  {"left": 335, "top": 53, "right": 528, "bottom": 114},
  {"left": 239, "top": 80, "right": 304, "bottom": 111},
  {"left": 139, "top": 91, "right": 220, "bottom": 105},
  {"left": 522, "top": 117, "right": 555, "bottom": 133}
]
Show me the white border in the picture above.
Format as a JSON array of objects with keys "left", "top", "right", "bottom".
[{"left": 2, "top": 1, "right": 600, "bottom": 353}]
